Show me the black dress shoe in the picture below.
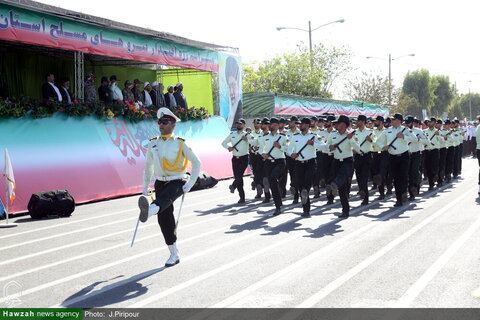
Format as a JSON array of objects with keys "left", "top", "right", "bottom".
[
  {"left": 386, "top": 189, "right": 393, "bottom": 195},
  {"left": 262, "top": 198, "right": 270, "bottom": 204},
  {"left": 237, "top": 198, "right": 245, "bottom": 204},
  {"left": 327, "top": 199, "right": 334, "bottom": 205},
  {"left": 393, "top": 202, "right": 403, "bottom": 207},
  {"left": 338, "top": 212, "right": 349, "bottom": 219},
  {"left": 254, "top": 194, "right": 262, "bottom": 199},
  {"left": 361, "top": 200, "right": 369, "bottom": 206},
  {"left": 273, "top": 208, "right": 282, "bottom": 216},
  {"left": 292, "top": 198, "right": 299, "bottom": 204},
  {"left": 301, "top": 212, "right": 311, "bottom": 218},
  {"left": 376, "top": 195, "right": 385, "bottom": 200},
  {"left": 229, "top": 185, "right": 235, "bottom": 193},
  {"left": 408, "top": 196, "right": 415, "bottom": 201}
]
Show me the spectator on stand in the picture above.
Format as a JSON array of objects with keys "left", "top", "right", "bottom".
[
  {"left": 132, "top": 79, "right": 143, "bottom": 102},
  {"left": 143, "top": 81, "right": 153, "bottom": 106},
  {"left": 151, "top": 81, "right": 166, "bottom": 106},
  {"left": 164, "top": 85, "right": 177, "bottom": 108},
  {"left": 59, "top": 77, "right": 74, "bottom": 104},
  {"left": 98, "top": 76, "right": 111, "bottom": 103},
  {"left": 122, "top": 80, "right": 135, "bottom": 102},
  {"left": 109, "top": 75, "right": 123, "bottom": 102},
  {"left": 41, "top": 72, "right": 62, "bottom": 102},
  {"left": 173, "top": 82, "right": 187, "bottom": 108},
  {"left": 84, "top": 73, "right": 98, "bottom": 103}
]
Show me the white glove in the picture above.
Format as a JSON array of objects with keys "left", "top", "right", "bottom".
[
  {"left": 182, "top": 184, "right": 192, "bottom": 193},
  {"left": 142, "top": 187, "right": 150, "bottom": 196}
]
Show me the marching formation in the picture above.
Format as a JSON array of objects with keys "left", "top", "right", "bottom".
[{"left": 222, "top": 113, "right": 471, "bottom": 219}]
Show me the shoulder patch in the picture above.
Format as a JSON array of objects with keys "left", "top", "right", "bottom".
[
  {"left": 149, "top": 136, "right": 159, "bottom": 141},
  {"left": 294, "top": 133, "right": 300, "bottom": 135},
  {"left": 280, "top": 133, "right": 286, "bottom": 136},
  {"left": 177, "top": 137, "right": 185, "bottom": 141}
]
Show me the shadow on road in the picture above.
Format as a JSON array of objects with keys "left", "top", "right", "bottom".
[{"left": 61, "top": 268, "right": 165, "bottom": 307}]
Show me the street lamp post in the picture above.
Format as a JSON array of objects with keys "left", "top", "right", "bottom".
[
  {"left": 277, "top": 19, "right": 345, "bottom": 67},
  {"left": 366, "top": 53, "right": 415, "bottom": 105},
  {"left": 468, "top": 81, "right": 472, "bottom": 120}
]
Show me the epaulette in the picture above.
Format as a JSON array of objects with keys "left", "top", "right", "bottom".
[
  {"left": 294, "top": 133, "right": 300, "bottom": 135},
  {"left": 149, "top": 136, "right": 159, "bottom": 141},
  {"left": 177, "top": 137, "right": 185, "bottom": 141},
  {"left": 280, "top": 133, "right": 286, "bottom": 136},
  {"left": 263, "top": 133, "right": 269, "bottom": 136}
]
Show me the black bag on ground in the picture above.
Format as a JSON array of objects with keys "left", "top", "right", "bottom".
[
  {"left": 190, "top": 171, "right": 218, "bottom": 191},
  {"left": 27, "top": 190, "right": 75, "bottom": 219}
]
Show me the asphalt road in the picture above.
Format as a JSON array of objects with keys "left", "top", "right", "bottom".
[{"left": 1, "top": 158, "right": 479, "bottom": 309}]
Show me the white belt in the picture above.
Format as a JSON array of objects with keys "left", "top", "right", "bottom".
[{"left": 156, "top": 175, "right": 186, "bottom": 182}]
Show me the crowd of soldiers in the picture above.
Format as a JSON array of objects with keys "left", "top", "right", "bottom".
[{"left": 222, "top": 113, "right": 473, "bottom": 219}]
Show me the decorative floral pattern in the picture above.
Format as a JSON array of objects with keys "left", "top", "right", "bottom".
[{"left": 0, "top": 96, "right": 211, "bottom": 121}]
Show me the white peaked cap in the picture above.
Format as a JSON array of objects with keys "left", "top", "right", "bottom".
[{"left": 157, "top": 107, "right": 181, "bottom": 122}]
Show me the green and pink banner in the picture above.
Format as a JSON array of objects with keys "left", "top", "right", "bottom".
[
  {"left": 274, "top": 96, "right": 389, "bottom": 118},
  {"left": 0, "top": 115, "right": 233, "bottom": 213},
  {"left": 0, "top": 3, "right": 218, "bottom": 72}
]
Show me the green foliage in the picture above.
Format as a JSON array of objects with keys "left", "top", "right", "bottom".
[
  {"left": 345, "top": 72, "right": 397, "bottom": 105},
  {"left": 401, "top": 69, "right": 436, "bottom": 114},
  {"left": 243, "top": 44, "right": 351, "bottom": 98},
  {"left": 450, "top": 93, "right": 480, "bottom": 120},
  {"left": 431, "top": 75, "right": 454, "bottom": 117}
]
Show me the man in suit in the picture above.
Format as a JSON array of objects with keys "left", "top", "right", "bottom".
[
  {"left": 59, "top": 77, "right": 74, "bottom": 104},
  {"left": 41, "top": 73, "right": 62, "bottom": 102},
  {"left": 173, "top": 82, "right": 187, "bottom": 108}
]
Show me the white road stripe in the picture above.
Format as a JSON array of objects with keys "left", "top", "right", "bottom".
[
  {"left": 395, "top": 209, "right": 480, "bottom": 307},
  {"left": 294, "top": 184, "right": 471, "bottom": 309},
  {"left": 210, "top": 203, "right": 406, "bottom": 308},
  {"left": 127, "top": 199, "right": 384, "bottom": 308},
  {"left": 1, "top": 192, "right": 238, "bottom": 241},
  {"left": 0, "top": 211, "right": 304, "bottom": 306}
]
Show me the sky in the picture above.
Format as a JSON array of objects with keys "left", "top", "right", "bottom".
[{"left": 36, "top": 0, "right": 480, "bottom": 99}]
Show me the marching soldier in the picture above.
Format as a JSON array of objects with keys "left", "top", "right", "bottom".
[
  {"left": 376, "top": 113, "right": 416, "bottom": 207},
  {"left": 322, "top": 115, "right": 337, "bottom": 204},
  {"left": 423, "top": 118, "right": 443, "bottom": 190},
  {"left": 326, "top": 115, "right": 359, "bottom": 218},
  {"left": 313, "top": 117, "right": 326, "bottom": 197},
  {"left": 285, "top": 116, "right": 301, "bottom": 204},
  {"left": 260, "top": 118, "right": 288, "bottom": 215},
  {"left": 353, "top": 115, "right": 375, "bottom": 205},
  {"left": 257, "top": 118, "right": 273, "bottom": 203},
  {"left": 406, "top": 116, "right": 430, "bottom": 200},
  {"left": 444, "top": 120, "right": 456, "bottom": 183},
  {"left": 139, "top": 107, "right": 201, "bottom": 267},
  {"left": 222, "top": 118, "right": 255, "bottom": 203},
  {"left": 453, "top": 119, "right": 464, "bottom": 178},
  {"left": 249, "top": 118, "right": 264, "bottom": 198},
  {"left": 279, "top": 118, "right": 289, "bottom": 198},
  {"left": 371, "top": 116, "right": 388, "bottom": 199},
  {"left": 289, "top": 117, "right": 325, "bottom": 217},
  {"left": 476, "top": 118, "right": 480, "bottom": 194},
  {"left": 436, "top": 120, "right": 448, "bottom": 187}
]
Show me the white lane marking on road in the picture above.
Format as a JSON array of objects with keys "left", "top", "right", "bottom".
[
  {"left": 0, "top": 203, "right": 308, "bottom": 305},
  {"left": 395, "top": 205, "right": 480, "bottom": 307},
  {"left": 127, "top": 198, "right": 386, "bottom": 308},
  {"left": 294, "top": 185, "right": 471, "bottom": 309},
  {"left": 0, "top": 214, "right": 221, "bottom": 278},
  {"left": 1, "top": 192, "right": 238, "bottom": 241}
]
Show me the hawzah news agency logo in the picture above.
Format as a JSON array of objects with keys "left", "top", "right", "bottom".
[{"left": 3, "top": 281, "right": 23, "bottom": 307}]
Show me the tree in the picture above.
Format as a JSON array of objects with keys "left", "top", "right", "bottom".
[
  {"left": 242, "top": 44, "right": 351, "bottom": 98},
  {"left": 431, "top": 75, "right": 454, "bottom": 118},
  {"left": 395, "top": 93, "right": 422, "bottom": 118},
  {"left": 450, "top": 93, "right": 480, "bottom": 120},
  {"left": 345, "top": 72, "right": 396, "bottom": 105},
  {"left": 401, "top": 69, "right": 436, "bottom": 113}
]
